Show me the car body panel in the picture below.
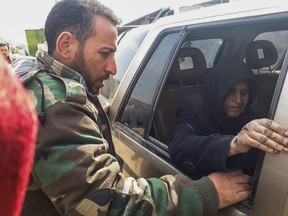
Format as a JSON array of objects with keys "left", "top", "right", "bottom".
[{"left": 251, "top": 54, "right": 288, "bottom": 216}]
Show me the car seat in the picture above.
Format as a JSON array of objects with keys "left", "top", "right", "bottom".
[
  {"left": 153, "top": 47, "right": 207, "bottom": 144},
  {"left": 245, "top": 40, "right": 279, "bottom": 117}
]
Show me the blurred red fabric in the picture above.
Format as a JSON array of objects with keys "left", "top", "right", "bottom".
[{"left": 0, "top": 56, "right": 38, "bottom": 216}]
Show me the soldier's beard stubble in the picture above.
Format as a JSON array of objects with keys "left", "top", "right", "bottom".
[{"left": 71, "top": 48, "right": 99, "bottom": 95}]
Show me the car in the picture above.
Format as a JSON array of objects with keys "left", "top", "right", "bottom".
[{"left": 99, "top": 1, "right": 288, "bottom": 215}]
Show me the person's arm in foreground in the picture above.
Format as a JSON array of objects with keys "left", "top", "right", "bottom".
[
  {"left": 26, "top": 76, "right": 251, "bottom": 216},
  {"left": 0, "top": 57, "right": 38, "bottom": 216}
]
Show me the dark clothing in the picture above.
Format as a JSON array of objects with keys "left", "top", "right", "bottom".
[
  {"left": 169, "top": 95, "right": 259, "bottom": 178},
  {"left": 169, "top": 62, "right": 259, "bottom": 178},
  {"left": 202, "top": 61, "right": 257, "bottom": 134}
]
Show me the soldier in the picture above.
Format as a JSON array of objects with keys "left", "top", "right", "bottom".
[{"left": 21, "top": 0, "right": 251, "bottom": 215}]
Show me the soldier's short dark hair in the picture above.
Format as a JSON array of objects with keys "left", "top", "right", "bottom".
[{"left": 45, "top": 0, "right": 121, "bottom": 54}]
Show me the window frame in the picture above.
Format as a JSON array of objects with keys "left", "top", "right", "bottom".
[{"left": 113, "top": 26, "right": 186, "bottom": 156}]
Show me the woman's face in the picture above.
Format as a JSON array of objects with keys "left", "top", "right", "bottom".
[{"left": 224, "top": 81, "right": 249, "bottom": 118}]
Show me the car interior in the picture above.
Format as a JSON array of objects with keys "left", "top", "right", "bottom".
[
  {"left": 152, "top": 22, "right": 288, "bottom": 147},
  {"left": 154, "top": 47, "right": 207, "bottom": 144},
  {"left": 153, "top": 40, "right": 280, "bottom": 144}
]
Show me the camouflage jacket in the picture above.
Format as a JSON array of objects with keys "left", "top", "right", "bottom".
[{"left": 19, "top": 51, "right": 219, "bottom": 216}]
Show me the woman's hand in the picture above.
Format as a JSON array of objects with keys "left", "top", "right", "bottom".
[{"left": 229, "top": 118, "right": 288, "bottom": 156}]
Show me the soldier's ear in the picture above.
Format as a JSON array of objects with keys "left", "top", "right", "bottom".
[{"left": 55, "top": 32, "right": 78, "bottom": 59}]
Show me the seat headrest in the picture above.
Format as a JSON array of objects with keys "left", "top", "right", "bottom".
[
  {"left": 167, "top": 47, "right": 207, "bottom": 85},
  {"left": 246, "top": 40, "right": 278, "bottom": 69}
]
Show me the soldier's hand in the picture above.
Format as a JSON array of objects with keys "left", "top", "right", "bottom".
[
  {"left": 229, "top": 118, "right": 288, "bottom": 156},
  {"left": 208, "top": 170, "right": 252, "bottom": 209}
]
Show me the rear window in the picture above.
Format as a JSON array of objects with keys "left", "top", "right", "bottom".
[
  {"left": 248, "top": 30, "right": 288, "bottom": 74},
  {"left": 182, "top": 39, "right": 223, "bottom": 68}
]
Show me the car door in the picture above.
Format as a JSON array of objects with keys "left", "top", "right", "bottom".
[
  {"left": 249, "top": 51, "right": 288, "bottom": 216},
  {"left": 108, "top": 27, "right": 186, "bottom": 179}
]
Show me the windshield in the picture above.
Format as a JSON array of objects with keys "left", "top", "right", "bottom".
[{"left": 100, "top": 26, "right": 149, "bottom": 101}]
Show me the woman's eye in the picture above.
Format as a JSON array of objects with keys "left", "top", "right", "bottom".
[{"left": 240, "top": 90, "right": 249, "bottom": 95}]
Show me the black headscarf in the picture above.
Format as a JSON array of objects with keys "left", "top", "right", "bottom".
[{"left": 202, "top": 61, "right": 257, "bottom": 134}]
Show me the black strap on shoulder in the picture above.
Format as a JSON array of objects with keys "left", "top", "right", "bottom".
[
  {"left": 33, "top": 76, "right": 46, "bottom": 125},
  {"left": 26, "top": 72, "right": 46, "bottom": 126}
]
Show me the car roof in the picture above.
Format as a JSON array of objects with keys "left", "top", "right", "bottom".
[{"left": 148, "top": 1, "right": 288, "bottom": 29}]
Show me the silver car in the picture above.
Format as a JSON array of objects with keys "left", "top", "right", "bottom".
[{"left": 100, "top": 2, "right": 288, "bottom": 215}]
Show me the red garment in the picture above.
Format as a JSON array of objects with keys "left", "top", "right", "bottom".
[
  {"left": 4, "top": 56, "right": 12, "bottom": 64},
  {"left": 0, "top": 53, "right": 12, "bottom": 64},
  {"left": 0, "top": 56, "right": 38, "bottom": 216}
]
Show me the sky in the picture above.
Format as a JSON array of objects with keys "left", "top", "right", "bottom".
[{"left": 0, "top": 0, "right": 179, "bottom": 46}]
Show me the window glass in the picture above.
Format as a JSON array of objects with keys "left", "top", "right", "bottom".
[
  {"left": 120, "top": 32, "right": 180, "bottom": 136},
  {"left": 100, "top": 27, "right": 149, "bottom": 101},
  {"left": 182, "top": 39, "right": 223, "bottom": 68}
]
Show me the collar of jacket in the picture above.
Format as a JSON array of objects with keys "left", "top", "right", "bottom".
[{"left": 36, "top": 50, "right": 89, "bottom": 89}]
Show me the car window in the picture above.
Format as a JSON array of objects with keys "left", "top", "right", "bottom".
[
  {"left": 100, "top": 27, "right": 149, "bottom": 101},
  {"left": 119, "top": 32, "right": 181, "bottom": 136},
  {"left": 182, "top": 39, "right": 223, "bottom": 68},
  {"left": 150, "top": 24, "right": 288, "bottom": 214}
]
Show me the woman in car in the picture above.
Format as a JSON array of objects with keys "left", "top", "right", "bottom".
[{"left": 169, "top": 61, "right": 288, "bottom": 178}]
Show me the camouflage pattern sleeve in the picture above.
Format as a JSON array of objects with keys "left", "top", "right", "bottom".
[{"left": 26, "top": 74, "right": 219, "bottom": 216}]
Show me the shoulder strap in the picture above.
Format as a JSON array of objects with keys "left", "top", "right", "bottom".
[{"left": 23, "top": 70, "right": 47, "bottom": 126}]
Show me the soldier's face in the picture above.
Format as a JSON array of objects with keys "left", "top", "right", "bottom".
[{"left": 72, "top": 15, "right": 118, "bottom": 95}]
